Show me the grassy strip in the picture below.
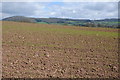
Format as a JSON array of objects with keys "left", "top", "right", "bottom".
[{"left": 3, "top": 24, "right": 119, "bottom": 37}]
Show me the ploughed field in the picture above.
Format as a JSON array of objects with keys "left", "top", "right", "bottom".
[{"left": 2, "top": 21, "right": 119, "bottom": 78}]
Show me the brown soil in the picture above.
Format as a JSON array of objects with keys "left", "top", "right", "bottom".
[{"left": 2, "top": 21, "right": 119, "bottom": 78}]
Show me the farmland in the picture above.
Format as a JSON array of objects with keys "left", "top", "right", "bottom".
[{"left": 2, "top": 21, "right": 119, "bottom": 78}]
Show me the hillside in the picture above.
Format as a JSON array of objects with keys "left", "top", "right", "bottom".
[
  {"left": 2, "top": 16, "right": 37, "bottom": 23},
  {"left": 2, "top": 16, "right": 119, "bottom": 28}
]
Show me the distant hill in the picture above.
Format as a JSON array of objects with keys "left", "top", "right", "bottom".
[
  {"left": 95, "top": 18, "right": 118, "bottom": 22},
  {"left": 2, "top": 16, "right": 37, "bottom": 23},
  {"left": 2, "top": 16, "right": 91, "bottom": 23},
  {"left": 35, "top": 18, "right": 91, "bottom": 23},
  {"left": 2, "top": 16, "right": 119, "bottom": 28}
]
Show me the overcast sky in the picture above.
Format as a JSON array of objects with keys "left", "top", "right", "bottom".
[{"left": 1, "top": 2, "right": 118, "bottom": 20}]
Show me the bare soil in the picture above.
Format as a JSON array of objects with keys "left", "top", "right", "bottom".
[{"left": 2, "top": 21, "right": 119, "bottom": 78}]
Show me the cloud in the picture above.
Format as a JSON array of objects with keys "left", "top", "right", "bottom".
[
  {"left": 1, "top": 2, "right": 118, "bottom": 20},
  {"left": 62, "top": 0, "right": 119, "bottom": 2},
  {"left": 2, "top": 2, "right": 38, "bottom": 16},
  {"left": 57, "top": 2, "right": 118, "bottom": 19}
]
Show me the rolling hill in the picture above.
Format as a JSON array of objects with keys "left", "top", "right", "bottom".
[
  {"left": 2, "top": 16, "right": 37, "bottom": 23},
  {"left": 2, "top": 16, "right": 119, "bottom": 28}
]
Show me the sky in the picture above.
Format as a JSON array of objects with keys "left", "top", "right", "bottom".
[{"left": 1, "top": 1, "right": 119, "bottom": 20}]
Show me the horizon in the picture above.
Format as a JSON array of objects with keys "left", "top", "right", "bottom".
[
  {"left": 1, "top": 15, "right": 119, "bottom": 21},
  {"left": 1, "top": 2, "right": 118, "bottom": 20}
]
